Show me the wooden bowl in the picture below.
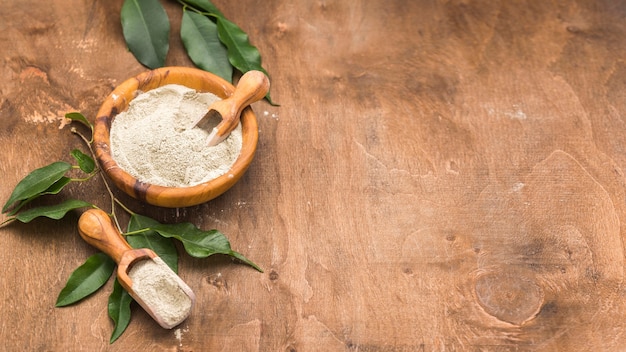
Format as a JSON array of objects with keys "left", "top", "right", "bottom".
[{"left": 93, "top": 67, "right": 258, "bottom": 208}]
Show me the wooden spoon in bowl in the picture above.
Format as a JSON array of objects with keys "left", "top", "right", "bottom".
[
  {"left": 77, "top": 209, "right": 195, "bottom": 329},
  {"left": 189, "top": 70, "right": 270, "bottom": 146}
]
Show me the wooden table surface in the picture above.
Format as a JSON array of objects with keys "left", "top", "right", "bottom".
[{"left": 2, "top": 0, "right": 626, "bottom": 350}]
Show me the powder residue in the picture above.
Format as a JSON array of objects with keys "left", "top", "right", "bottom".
[
  {"left": 110, "top": 84, "right": 242, "bottom": 187},
  {"left": 128, "top": 258, "right": 193, "bottom": 328}
]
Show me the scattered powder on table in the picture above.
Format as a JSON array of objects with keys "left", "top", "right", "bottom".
[
  {"left": 110, "top": 84, "right": 242, "bottom": 187},
  {"left": 129, "top": 258, "right": 193, "bottom": 328}
]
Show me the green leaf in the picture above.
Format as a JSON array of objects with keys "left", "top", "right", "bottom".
[
  {"left": 6, "top": 176, "right": 72, "bottom": 217},
  {"left": 70, "top": 149, "right": 96, "bottom": 174},
  {"left": 14, "top": 199, "right": 93, "bottom": 223},
  {"left": 215, "top": 17, "right": 262, "bottom": 72},
  {"left": 127, "top": 214, "right": 179, "bottom": 272},
  {"left": 181, "top": 10, "right": 233, "bottom": 82},
  {"left": 2, "top": 161, "right": 72, "bottom": 213},
  {"left": 121, "top": 0, "right": 170, "bottom": 68},
  {"left": 42, "top": 177, "right": 72, "bottom": 195},
  {"left": 215, "top": 17, "right": 276, "bottom": 104},
  {"left": 181, "top": 0, "right": 224, "bottom": 17},
  {"left": 56, "top": 253, "right": 116, "bottom": 307},
  {"left": 65, "top": 112, "right": 93, "bottom": 132},
  {"left": 152, "top": 222, "right": 263, "bottom": 272},
  {"left": 108, "top": 278, "right": 133, "bottom": 343}
]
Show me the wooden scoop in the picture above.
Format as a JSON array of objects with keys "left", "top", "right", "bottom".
[
  {"left": 77, "top": 209, "right": 196, "bottom": 329},
  {"left": 189, "top": 70, "right": 270, "bottom": 146}
]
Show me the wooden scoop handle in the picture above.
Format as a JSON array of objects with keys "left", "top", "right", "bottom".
[
  {"left": 208, "top": 70, "right": 270, "bottom": 145},
  {"left": 225, "top": 70, "right": 270, "bottom": 119},
  {"left": 78, "top": 209, "right": 133, "bottom": 264}
]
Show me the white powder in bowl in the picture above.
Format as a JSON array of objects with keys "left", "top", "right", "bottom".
[{"left": 110, "top": 84, "right": 242, "bottom": 187}]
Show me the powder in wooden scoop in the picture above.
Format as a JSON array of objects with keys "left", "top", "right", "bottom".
[
  {"left": 128, "top": 258, "right": 193, "bottom": 328},
  {"left": 110, "top": 84, "right": 242, "bottom": 187}
]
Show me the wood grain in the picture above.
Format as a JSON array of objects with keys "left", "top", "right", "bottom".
[{"left": 2, "top": 0, "right": 626, "bottom": 350}]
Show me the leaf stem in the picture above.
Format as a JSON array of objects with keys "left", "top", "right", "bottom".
[
  {"left": 71, "top": 125, "right": 130, "bottom": 232},
  {"left": 69, "top": 174, "right": 97, "bottom": 182},
  {"left": 114, "top": 198, "right": 135, "bottom": 217},
  {"left": 71, "top": 127, "right": 92, "bottom": 150},
  {"left": 122, "top": 227, "right": 152, "bottom": 236},
  {"left": 175, "top": 0, "right": 202, "bottom": 14},
  {"left": 100, "top": 172, "right": 123, "bottom": 233},
  {"left": 175, "top": 0, "right": 218, "bottom": 18},
  {"left": 0, "top": 217, "right": 15, "bottom": 228}
]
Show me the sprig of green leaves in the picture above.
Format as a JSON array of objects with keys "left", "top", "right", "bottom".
[
  {"left": 150, "top": 222, "right": 262, "bottom": 271},
  {"left": 1, "top": 161, "right": 95, "bottom": 225},
  {"left": 120, "top": 0, "right": 276, "bottom": 104},
  {"left": 3, "top": 112, "right": 262, "bottom": 343},
  {"left": 2, "top": 161, "right": 73, "bottom": 215}
]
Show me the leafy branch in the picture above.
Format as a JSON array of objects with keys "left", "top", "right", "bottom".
[
  {"left": 121, "top": 0, "right": 277, "bottom": 104},
  {"left": 1, "top": 113, "right": 262, "bottom": 343}
]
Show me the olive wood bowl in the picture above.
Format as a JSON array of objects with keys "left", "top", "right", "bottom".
[{"left": 93, "top": 67, "right": 258, "bottom": 208}]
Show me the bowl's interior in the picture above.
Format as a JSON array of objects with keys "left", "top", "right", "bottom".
[{"left": 93, "top": 67, "right": 258, "bottom": 208}]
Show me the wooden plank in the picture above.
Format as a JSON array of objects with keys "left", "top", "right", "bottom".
[{"left": 2, "top": 0, "right": 626, "bottom": 350}]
